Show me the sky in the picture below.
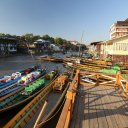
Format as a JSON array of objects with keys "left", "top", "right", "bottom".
[{"left": 0, "top": 0, "right": 128, "bottom": 44}]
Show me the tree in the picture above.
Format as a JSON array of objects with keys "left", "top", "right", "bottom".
[
  {"left": 32, "top": 35, "right": 41, "bottom": 42},
  {"left": 54, "top": 37, "right": 67, "bottom": 46},
  {"left": 0, "top": 33, "right": 6, "bottom": 37},
  {"left": 42, "top": 34, "right": 50, "bottom": 40},
  {"left": 23, "top": 33, "right": 34, "bottom": 42},
  {"left": 80, "top": 44, "right": 87, "bottom": 51}
]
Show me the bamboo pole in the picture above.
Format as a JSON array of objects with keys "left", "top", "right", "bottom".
[{"left": 34, "top": 101, "right": 48, "bottom": 128}]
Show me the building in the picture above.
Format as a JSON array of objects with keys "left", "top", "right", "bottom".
[
  {"left": 0, "top": 36, "right": 17, "bottom": 56},
  {"left": 27, "top": 39, "right": 51, "bottom": 54},
  {"left": 99, "top": 35, "right": 128, "bottom": 62},
  {"left": 50, "top": 44, "right": 60, "bottom": 51},
  {"left": 68, "top": 41, "right": 79, "bottom": 45},
  {"left": 88, "top": 41, "right": 102, "bottom": 57},
  {"left": 110, "top": 18, "right": 128, "bottom": 39}
]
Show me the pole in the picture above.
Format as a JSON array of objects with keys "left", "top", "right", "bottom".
[
  {"left": 33, "top": 101, "right": 48, "bottom": 128},
  {"left": 79, "top": 31, "right": 84, "bottom": 57}
]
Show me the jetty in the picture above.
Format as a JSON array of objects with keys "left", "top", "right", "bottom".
[{"left": 56, "top": 70, "right": 128, "bottom": 128}]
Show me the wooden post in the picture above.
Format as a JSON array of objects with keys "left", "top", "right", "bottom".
[
  {"left": 76, "top": 69, "right": 80, "bottom": 85},
  {"left": 34, "top": 101, "right": 48, "bottom": 128},
  {"left": 125, "top": 83, "right": 128, "bottom": 93},
  {"left": 96, "top": 74, "right": 99, "bottom": 86},
  {"left": 115, "top": 71, "right": 121, "bottom": 86}
]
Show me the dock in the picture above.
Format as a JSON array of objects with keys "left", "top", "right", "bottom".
[
  {"left": 70, "top": 85, "right": 128, "bottom": 128},
  {"left": 56, "top": 70, "right": 128, "bottom": 128}
]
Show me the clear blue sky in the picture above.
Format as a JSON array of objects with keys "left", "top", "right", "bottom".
[{"left": 0, "top": 0, "right": 128, "bottom": 44}]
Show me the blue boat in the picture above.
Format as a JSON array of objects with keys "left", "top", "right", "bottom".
[
  {"left": 0, "top": 69, "right": 46, "bottom": 97},
  {"left": 0, "top": 66, "right": 38, "bottom": 89}
]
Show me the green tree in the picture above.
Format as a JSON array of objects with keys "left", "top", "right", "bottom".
[
  {"left": 80, "top": 44, "right": 87, "bottom": 51},
  {"left": 32, "top": 35, "right": 41, "bottom": 42},
  {"left": 42, "top": 34, "right": 50, "bottom": 40},
  {"left": 23, "top": 33, "right": 34, "bottom": 42},
  {"left": 54, "top": 37, "right": 65, "bottom": 46}
]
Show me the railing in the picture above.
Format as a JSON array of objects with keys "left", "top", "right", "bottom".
[
  {"left": 115, "top": 71, "right": 128, "bottom": 94},
  {"left": 56, "top": 70, "right": 80, "bottom": 128},
  {"left": 80, "top": 71, "right": 116, "bottom": 86}
]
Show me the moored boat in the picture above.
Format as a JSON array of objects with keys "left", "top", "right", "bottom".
[
  {"left": 0, "top": 70, "right": 58, "bottom": 113},
  {"left": 4, "top": 73, "right": 69, "bottom": 128},
  {"left": 40, "top": 55, "right": 63, "bottom": 63},
  {"left": 0, "top": 66, "right": 39, "bottom": 89},
  {"left": 0, "top": 68, "right": 46, "bottom": 97}
]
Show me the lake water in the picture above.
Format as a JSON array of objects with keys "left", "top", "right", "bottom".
[{"left": 0, "top": 53, "right": 68, "bottom": 75}]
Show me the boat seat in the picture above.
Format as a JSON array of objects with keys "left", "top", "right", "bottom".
[
  {"left": 33, "top": 83, "right": 39, "bottom": 87},
  {"left": 25, "top": 87, "right": 34, "bottom": 92}
]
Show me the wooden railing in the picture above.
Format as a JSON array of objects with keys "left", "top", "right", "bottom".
[
  {"left": 115, "top": 71, "right": 128, "bottom": 93},
  {"left": 80, "top": 71, "right": 116, "bottom": 86},
  {"left": 56, "top": 70, "right": 79, "bottom": 128}
]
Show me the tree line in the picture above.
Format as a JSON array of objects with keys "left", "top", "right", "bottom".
[{"left": 0, "top": 33, "right": 87, "bottom": 52}]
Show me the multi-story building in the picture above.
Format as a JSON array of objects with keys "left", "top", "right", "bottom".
[
  {"left": 0, "top": 36, "right": 17, "bottom": 56},
  {"left": 110, "top": 19, "right": 128, "bottom": 39}
]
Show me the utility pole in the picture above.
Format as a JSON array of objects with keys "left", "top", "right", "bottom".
[{"left": 79, "top": 31, "right": 84, "bottom": 57}]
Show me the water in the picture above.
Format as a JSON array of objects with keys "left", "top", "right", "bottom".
[{"left": 0, "top": 53, "right": 66, "bottom": 75}]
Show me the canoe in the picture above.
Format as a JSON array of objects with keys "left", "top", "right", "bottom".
[
  {"left": 0, "top": 66, "right": 39, "bottom": 89},
  {"left": 40, "top": 56, "right": 63, "bottom": 63},
  {"left": 0, "top": 70, "right": 58, "bottom": 113},
  {"left": 4, "top": 74, "right": 69, "bottom": 128},
  {"left": 0, "top": 69, "right": 46, "bottom": 97}
]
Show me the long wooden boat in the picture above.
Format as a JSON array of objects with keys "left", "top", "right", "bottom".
[
  {"left": 39, "top": 55, "right": 63, "bottom": 63},
  {"left": 0, "top": 70, "right": 59, "bottom": 113},
  {"left": 4, "top": 74, "right": 69, "bottom": 128},
  {"left": 0, "top": 69, "right": 46, "bottom": 97},
  {"left": 0, "top": 66, "right": 39, "bottom": 89}
]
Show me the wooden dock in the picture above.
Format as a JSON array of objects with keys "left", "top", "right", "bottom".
[
  {"left": 56, "top": 70, "right": 128, "bottom": 128},
  {"left": 70, "top": 85, "right": 128, "bottom": 128}
]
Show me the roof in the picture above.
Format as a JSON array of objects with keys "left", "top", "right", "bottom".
[
  {"left": 36, "top": 39, "right": 45, "bottom": 42},
  {"left": 34, "top": 39, "right": 51, "bottom": 44},
  {"left": 90, "top": 41, "right": 103, "bottom": 45},
  {"left": 115, "top": 19, "right": 128, "bottom": 26},
  {"left": 99, "top": 34, "right": 128, "bottom": 45},
  {"left": 0, "top": 36, "right": 17, "bottom": 41}
]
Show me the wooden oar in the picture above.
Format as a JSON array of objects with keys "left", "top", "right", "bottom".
[{"left": 33, "top": 101, "right": 48, "bottom": 128}]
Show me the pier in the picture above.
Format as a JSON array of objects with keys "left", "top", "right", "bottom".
[{"left": 56, "top": 70, "right": 128, "bottom": 128}]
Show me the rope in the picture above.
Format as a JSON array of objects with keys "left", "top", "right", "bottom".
[{"left": 37, "top": 97, "right": 66, "bottom": 126}]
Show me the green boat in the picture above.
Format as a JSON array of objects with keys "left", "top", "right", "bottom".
[
  {"left": 100, "top": 65, "right": 120, "bottom": 74},
  {"left": 4, "top": 74, "right": 69, "bottom": 128}
]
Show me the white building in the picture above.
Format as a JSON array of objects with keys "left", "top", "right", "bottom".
[
  {"left": 68, "top": 41, "right": 79, "bottom": 45},
  {"left": 99, "top": 35, "right": 128, "bottom": 62},
  {"left": 50, "top": 44, "right": 60, "bottom": 51},
  {"left": 110, "top": 19, "right": 128, "bottom": 39}
]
